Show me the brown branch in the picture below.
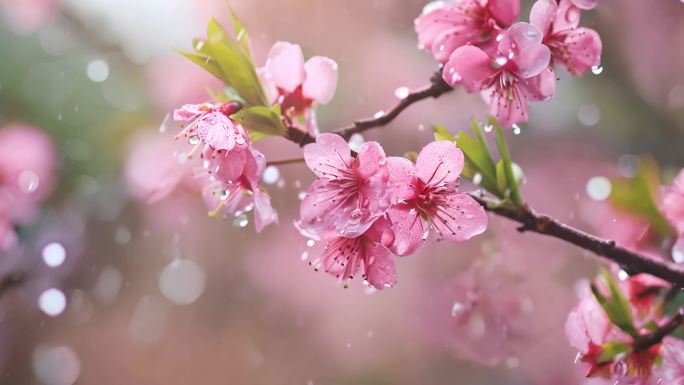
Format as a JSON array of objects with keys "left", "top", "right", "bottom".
[
  {"left": 286, "top": 70, "right": 453, "bottom": 146},
  {"left": 266, "top": 157, "right": 305, "bottom": 166},
  {"left": 634, "top": 309, "right": 684, "bottom": 352},
  {"left": 469, "top": 194, "right": 684, "bottom": 287}
]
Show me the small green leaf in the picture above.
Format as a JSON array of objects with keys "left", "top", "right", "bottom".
[
  {"left": 592, "top": 269, "right": 639, "bottom": 338},
  {"left": 231, "top": 105, "right": 285, "bottom": 141},
  {"left": 610, "top": 156, "right": 672, "bottom": 240},
  {"left": 490, "top": 116, "right": 523, "bottom": 206},
  {"left": 226, "top": 2, "right": 251, "bottom": 53},
  {"left": 433, "top": 124, "right": 456, "bottom": 142},
  {"left": 178, "top": 50, "right": 225, "bottom": 82},
  {"left": 597, "top": 341, "right": 632, "bottom": 363},
  {"left": 404, "top": 151, "right": 418, "bottom": 163},
  {"left": 452, "top": 121, "right": 500, "bottom": 196}
]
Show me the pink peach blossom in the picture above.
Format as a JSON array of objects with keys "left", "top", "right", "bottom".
[
  {"left": 443, "top": 22, "right": 554, "bottom": 127},
  {"left": 299, "top": 133, "right": 391, "bottom": 238},
  {"left": 662, "top": 170, "right": 684, "bottom": 235},
  {"left": 656, "top": 337, "right": 684, "bottom": 385},
  {"left": 260, "top": 42, "right": 338, "bottom": 136},
  {"left": 414, "top": 0, "right": 520, "bottom": 63},
  {"left": 530, "top": 0, "right": 602, "bottom": 76},
  {"left": 201, "top": 147, "right": 277, "bottom": 233},
  {"left": 386, "top": 141, "right": 487, "bottom": 256},
  {"left": 570, "top": 0, "right": 598, "bottom": 10},
  {"left": 309, "top": 216, "right": 397, "bottom": 289},
  {"left": 0, "top": 0, "right": 58, "bottom": 35},
  {"left": 173, "top": 102, "right": 248, "bottom": 153},
  {"left": 0, "top": 124, "right": 56, "bottom": 221}
]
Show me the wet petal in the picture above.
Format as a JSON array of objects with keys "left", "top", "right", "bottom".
[
  {"left": 173, "top": 103, "right": 212, "bottom": 123},
  {"left": 499, "top": 23, "right": 548, "bottom": 76},
  {"left": 561, "top": 27, "right": 602, "bottom": 76},
  {"left": 552, "top": 0, "right": 581, "bottom": 32},
  {"left": 482, "top": 84, "right": 529, "bottom": 128},
  {"left": 242, "top": 148, "right": 266, "bottom": 186},
  {"left": 195, "top": 112, "right": 242, "bottom": 151},
  {"left": 387, "top": 156, "right": 418, "bottom": 202},
  {"left": 431, "top": 26, "right": 481, "bottom": 64},
  {"left": 303, "top": 133, "right": 353, "bottom": 179},
  {"left": 415, "top": 2, "right": 477, "bottom": 53},
  {"left": 415, "top": 141, "right": 464, "bottom": 186},
  {"left": 488, "top": 0, "right": 520, "bottom": 27},
  {"left": 430, "top": 193, "right": 487, "bottom": 242},
  {"left": 302, "top": 56, "right": 338, "bottom": 104},
  {"left": 204, "top": 146, "right": 247, "bottom": 183},
  {"left": 529, "top": 0, "right": 557, "bottom": 36},
  {"left": 253, "top": 188, "right": 278, "bottom": 233},
  {"left": 569, "top": 0, "right": 597, "bottom": 10},
  {"left": 364, "top": 243, "right": 397, "bottom": 290},
  {"left": 265, "top": 41, "right": 306, "bottom": 93},
  {"left": 519, "top": 65, "right": 556, "bottom": 101},
  {"left": 443, "top": 45, "right": 496, "bottom": 91},
  {"left": 356, "top": 141, "right": 387, "bottom": 179},
  {"left": 315, "top": 236, "right": 363, "bottom": 280},
  {"left": 388, "top": 204, "right": 428, "bottom": 256}
]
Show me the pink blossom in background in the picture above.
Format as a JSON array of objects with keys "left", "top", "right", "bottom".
[
  {"left": 386, "top": 141, "right": 487, "bottom": 256},
  {"left": 662, "top": 169, "right": 684, "bottom": 234},
  {"left": 414, "top": 0, "right": 520, "bottom": 63},
  {"left": 530, "top": 0, "right": 602, "bottom": 76},
  {"left": 0, "top": 124, "right": 56, "bottom": 223},
  {"left": 310, "top": 216, "right": 397, "bottom": 289},
  {"left": 570, "top": 0, "right": 598, "bottom": 10},
  {"left": 299, "top": 133, "right": 391, "bottom": 238},
  {"left": 125, "top": 131, "right": 195, "bottom": 204},
  {"left": 0, "top": 0, "right": 58, "bottom": 35},
  {"left": 443, "top": 22, "right": 554, "bottom": 127},
  {"left": 260, "top": 41, "right": 338, "bottom": 135}
]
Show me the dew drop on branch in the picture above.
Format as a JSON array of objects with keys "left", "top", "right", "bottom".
[{"left": 394, "top": 86, "right": 409, "bottom": 100}]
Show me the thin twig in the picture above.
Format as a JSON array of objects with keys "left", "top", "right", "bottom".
[
  {"left": 285, "top": 70, "right": 453, "bottom": 146},
  {"left": 469, "top": 193, "right": 684, "bottom": 287},
  {"left": 266, "top": 157, "right": 305, "bottom": 166},
  {"left": 634, "top": 309, "right": 684, "bottom": 352}
]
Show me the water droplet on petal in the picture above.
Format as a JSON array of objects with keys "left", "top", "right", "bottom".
[
  {"left": 394, "top": 86, "right": 410, "bottom": 100},
  {"left": 233, "top": 214, "right": 249, "bottom": 228},
  {"left": 591, "top": 65, "right": 603, "bottom": 75},
  {"left": 188, "top": 135, "right": 200, "bottom": 145},
  {"left": 18, "top": 170, "right": 40, "bottom": 193}
]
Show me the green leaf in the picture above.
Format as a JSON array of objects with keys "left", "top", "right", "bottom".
[
  {"left": 433, "top": 124, "right": 456, "bottom": 142},
  {"left": 490, "top": 116, "right": 523, "bottom": 206},
  {"left": 404, "top": 151, "right": 418, "bottom": 163},
  {"left": 178, "top": 50, "right": 225, "bottom": 82},
  {"left": 597, "top": 341, "right": 632, "bottom": 364},
  {"left": 451, "top": 121, "right": 500, "bottom": 196},
  {"left": 591, "top": 269, "right": 639, "bottom": 338},
  {"left": 231, "top": 105, "right": 285, "bottom": 141},
  {"left": 610, "top": 156, "right": 672, "bottom": 240},
  {"left": 226, "top": 2, "right": 251, "bottom": 53}
]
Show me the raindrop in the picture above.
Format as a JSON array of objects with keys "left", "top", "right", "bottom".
[
  {"left": 618, "top": 269, "right": 629, "bottom": 281},
  {"left": 512, "top": 124, "right": 522, "bottom": 135},
  {"left": 188, "top": 135, "right": 200, "bottom": 145},
  {"left": 42, "top": 242, "right": 66, "bottom": 267},
  {"left": 298, "top": 191, "right": 307, "bottom": 200},
  {"left": 300, "top": 251, "right": 309, "bottom": 261},
  {"left": 159, "top": 259, "right": 206, "bottom": 305},
  {"left": 451, "top": 301, "right": 466, "bottom": 317},
  {"left": 233, "top": 214, "right": 249, "bottom": 228},
  {"left": 472, "top": 172, "right": 483, "bottom": 185},
  {"left": 373, "top": 110, "right": 385, "bottom": 119},
  {"left": 450, "top": 72, "right": 462, "bottom": 83},
  {"left": 18, "top": 170, "right": 40, "bottom": 193},
  {"left": 494, "top": 56, "right": 508, "bottom": 68},
  {"left": 586, "top": 176, "right": 611, "bottom": 201},
  {"left": 422, "top": 1, "right": 445, "bottom": 14},
  {"left": 483, "top": 124, "right": 493, "bottom": 133},
  {"left": 306, "top": 239, "right": 315, "bottom": 247},
  {"left": 39, "top": 288, "right": 67, "bottom": 317},
  {"left": 591, "top": 65, "right": 603, "bottom": 75},
  {"left": 394, "top": 86, "right": 410, "bottom": 100},
  {"left": 348, "top": 133, "right": 365, "bottom": 152},
  {"left": 262, "top": 166, "right": 280, "bottom": 185}
]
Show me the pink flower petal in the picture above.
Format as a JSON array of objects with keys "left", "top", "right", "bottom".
[
  {"left": 552, "top": 0, "right": 581, "bottom": 33},
  {"left": 257, "top": 67, "right": 279, "bottom": 105},
  {"left": 195, "top": 111, "right": 243, "bottom": 151},
  {"left": 431, "top": 193, "right": 487, "bottom": 242},
  {"left": 242, "top": 148, "right": 266, "bottom": 186},
  {"left": 530, "top": 0, "right": 557, "bottom": 36},
  {"left": 662, "top": 170, "right": 684, "bottom": 234},
  {"left": 252, "top": 188, "right": 278, "bottom": 233},
  {"left": 303, "top": 133, "right": 353, "bottom": 179},
  {"left": 561, "top": 27, "right": 602, "bottom": 76},
  {"left": 265, "top": 41, "right": 306, "bottom": 93},
  {"left": 387, "top": 157, "right": 418, "bottom": 202},
  {"left": 364, "top": 243, "right": 397, "bottom": 289},
  {"left": 204, "top": 146, "right": 247, "bottom": 183},
  {"left": 415, "top": 141, "right": 464, "bottom": 186},
  {"left": 499, "top": 22, "right": 544, "bottom": 55},
  {"left": 487, "top": 0, "right": 520, "bottom": 27},
  {"left": 414, "top": 2, "right": 479, "bottom": 54},
  {"left": 443, "top": 45, "right": 496, "bottom": 91},
  {"left": 657, "top": 337, "right": 684, "bottom": 384},
  {"left": 431, "top": 26, "right": 481, "bottom": 64},
  {"left": 388, "top": 204, "right": 428, "bottom": 256},
  {"left": 173, "top": 103, "right": 211, "bottom": 123},
  {"left": 482, "top": 85, "right": 530, "bottom": 128},
  {"left": 519, "top": 65, "right": 556, "bottom": 101},
  {"left": 302, "top": 56, "right": 338, "bottom": 104},
  {"left": 356, "top": 141, "right": 387, "bottom": 180},
  {"left": 569, "top": 0, "right": 597, "bottom": 10}
]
